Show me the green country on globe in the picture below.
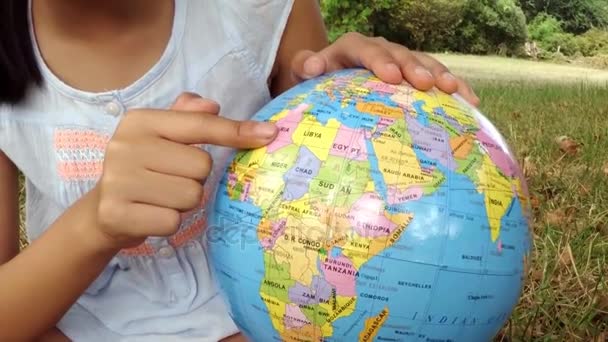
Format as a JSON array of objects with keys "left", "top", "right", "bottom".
[{"left": 207, "top": 68, "right": 533, "bottom": 342}]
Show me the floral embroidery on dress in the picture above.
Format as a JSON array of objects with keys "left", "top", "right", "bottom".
[
  {"left": 54, "top": 128, "right": 212, "bottom": 256},
  {"left": 54, "top": 128, "right": 110, "bottom": 182}
]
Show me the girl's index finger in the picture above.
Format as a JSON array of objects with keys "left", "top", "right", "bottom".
[{"left": 124, "top": 109, "right": 278, "bottom": 149}]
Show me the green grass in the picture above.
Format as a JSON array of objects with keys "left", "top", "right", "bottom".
[
  {"left": 433, "top": 53, "right": 608, "bottom": 85},
  {"left": 471, "top": 80, "right": 608, "bottom": 341}
]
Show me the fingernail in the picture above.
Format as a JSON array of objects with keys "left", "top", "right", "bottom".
[
  {"left": 303, "top": 57, "right": 324, "bottom": 78},
  {"left": 415, "top": 66, "right": 433, "bottom": 78},
  {"left": 442, "top": 72, "right": 457, "bottom": 82},
  {"left": 196, "top": 98, "right": 219, "bottom": 106},
  {"left": 253, "top": 122, "right": 277, "bottom": 139},
  {"left": 385, "top": 63, "right": 401, "bottom": 74}
]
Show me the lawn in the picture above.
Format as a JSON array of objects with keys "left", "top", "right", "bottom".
[
  {"left": 475, "top": 80, "right": 607, "bottom": 341},
  {"left": 18, "top": 55, "right": 608, "bottom": 340},
  {"left": 434, "top": 55, "right": 608, "bottom": 341},
  {"left": 433, "top": 53, "right": 608, "bottom": 85}
]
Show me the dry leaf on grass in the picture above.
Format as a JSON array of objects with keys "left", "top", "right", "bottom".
[
  {"left": 523, "top": 156, "right": 538, "bottom": 177},
  {"left": 555, "top": 135, "right": 581, "bottom": 156},
  {"left": 530, "top": 195, "right": 540, "bottom": 210},
  {"left": 559, "top": 246, "right": 572, "bottom": 267},
  {"left": 545, "top": 208, "right": 575, "bottom": 226},
  {"left": 530, "top": 269, "right": 544, "bottom": 282},
  {"left": 597, "top": 295, "right": 608, "bottom": 311},
  {"left": 603, "top": 162, "right": 608, "bottom": 176}
]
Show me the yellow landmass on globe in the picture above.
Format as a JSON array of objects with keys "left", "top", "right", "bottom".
[
  {"left": 372, "top": 134, "right": 436, "bottom": 189},
  {"left": 292, "top": 116, "right": 340, "bottom": 161},
  {"left": 364, "top": 180, "right": 375, "bottom": 193},
  {"left": 390, "top": 86, "right": 415, "bottom": 112},
  {"left": 235, "top": 146, "right": 267, "bottom": 170},
  {"left": 513, "top": 177, "right": 532, "bottom": 219},
  {"left": 477, "top": 154, "right": 514, "bottom": 242},
  {"left": 268, "top": 108, "right": 291, "bottom": 123},
  {"left": 323, "top": 205, "right": 354, "bottom": 250},
  {"left": 281, "top": 324, "right": 323, "bottom": 342},
  {"left": 344, "top": 86, "right": 373, "bottom": 108},
  {"left": 275, "top": 194, "right": 330, "bottom": 222},
  {"left": 260, "top": 292, "right": 287, "bottom": 334},
  {"left": 257, "top": 218, "right": 274, "bottom": 243},
  {"left": 314, "top": 76, "right": 372, "bottom": 108},
  {"left": 320, "top": 295, "right": 357, "bottom": 336},
  {"left": 356, "top": 102, "right": 404, "bottom": 119},
  {"left": 248, "top": 168, "right": 286, "bottom": 209},
  {"left": 359, "top": 307, "right": 390, "bottom": 342},
  {"left": 413, "top": 90, "right": 477, "bottom": 129},
  {"left": 343, "top": 212, "right": 414, "bottom": 269},
  {"left": 227, "top": 147, "right": 265, "bottom": 191},
  {"left": 342, "top": 234, "right": 376, "bottom": 269},
  {"left": 228, "top": 146, "right": 276, "bottom": 205},
  {"left": 272, "top": 214, "right": 325, "bottom": 286},
  {"left": 450, "top": 134, "right": 475, "bottom": 159},
  {"left": 434, "top": 91, "right": 478, "bottom": 128},
  {"left": 315, "top": 77, "right": 337, "bottom": 95}
]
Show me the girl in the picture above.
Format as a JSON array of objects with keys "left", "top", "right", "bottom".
[{"left": 0, "top": 0, "right": 479, "bottom": 341}]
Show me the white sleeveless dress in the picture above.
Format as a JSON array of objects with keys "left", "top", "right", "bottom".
[{"left": 0, "top": 0, "right": 295, "bottom": 340}]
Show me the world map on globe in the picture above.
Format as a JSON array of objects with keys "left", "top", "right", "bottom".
[{"left": 207, "top": 68, "right": 533, "bottom": 342}]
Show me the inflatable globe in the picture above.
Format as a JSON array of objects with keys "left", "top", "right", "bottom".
[{"left": 207, "top": 68, "right": 532, "bottom": 342}]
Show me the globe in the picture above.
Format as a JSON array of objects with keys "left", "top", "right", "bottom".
[{"left": 207, "top": 68, "right": 532, "bottom": 342}]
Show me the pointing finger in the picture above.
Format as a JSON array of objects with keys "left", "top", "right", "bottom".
[{"left": 126, "top": 109, "right": 278, "bottom": 149}]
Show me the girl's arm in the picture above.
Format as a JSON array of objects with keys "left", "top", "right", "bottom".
[
  {"left": 0, "top": 94, "right": 277, "bottom": 341},
  {"left": 0, "top": 168, "right": 119, "bottom": 340},
  {"left": 269, "top": 0, "right": 329, "bottom": 96},
  {"left": 0, "top": 151, "right": 20, "bottom": 264}
]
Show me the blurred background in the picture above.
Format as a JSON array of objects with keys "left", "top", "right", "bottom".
[{"left": 320, "top": 1, "right": 607, "bottom": 340}]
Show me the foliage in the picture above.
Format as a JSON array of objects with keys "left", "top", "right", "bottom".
[
  {"left": 320, "top": 0, "right": 391, "bottom": 42},
  {"left": 471, "top": 77, "right": 608, "bottom": 341},
  {"left": 323, "top": 0, "right": 528, "bottom": 55},
  {"left": 320, "top": 0, "right": 608, "bottom": 60},
  {"left": 528, "top": 13, "right": 565, "bottom": 43},
  {"left": 527, "top": 13, "right": 577, "bottom": 56},
  {"left": 527, "top": 13, "right": 608, "bottom": 57},
  {"left": 373, "top": 0, "right": 466, "bottom": 51},
  {"left": 450, "top": 0, "right": 528, "bottom": 55},
  {"left": 575, "top": 28, "right": 608, "bottom": 56},
  {"left": 576, "top": 54, "right": 608, "bottom": 69},
  {"left": 518, "top": 0, "right": 608, "bottom": 34}
]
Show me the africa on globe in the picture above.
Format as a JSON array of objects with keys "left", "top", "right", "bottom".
[{"left": 207, "top": 68, "right": 533, "bottom": 342}]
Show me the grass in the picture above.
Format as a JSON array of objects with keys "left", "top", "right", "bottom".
[
  {"left": 433, "top": 54, "right": 608, "bottom": 340},
  {"left": 469, "top": 80, "right": 608, "bottom": 341},
  {"left": 17, "top": 55, "right": 608, "bottom": 340},
  {"left": 432, "top": 53, "right": 608, "bottom": 86}
]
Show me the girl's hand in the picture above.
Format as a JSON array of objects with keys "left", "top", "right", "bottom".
[
  {"left": 92, "top": 93, "right": 278, "bottom": 250},
  {"left": 290, "top": 32, "right": 480, "bottom": 107}
]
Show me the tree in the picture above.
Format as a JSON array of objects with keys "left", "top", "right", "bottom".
[
  {"left": 527, "top": 13, "right": 578, "bottom": 56},
  {"left": 320, "top": 0, "right": 392, "bottom": 42},
  {"left": 320, "top": 0, "right": 528, "bottom": 55},
  {"left": 451, "top": 0, "right": 528, "bottom": 55},
  {"left": 374, "top": 0, "right": 467, "bottom": 51},
  {"left": 518, "top": 0, "right": 608, "bottom": 34}
]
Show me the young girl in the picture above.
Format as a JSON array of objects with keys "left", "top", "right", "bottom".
[{"left": 0, "top": 0, "right": 479, "bottom": 341}]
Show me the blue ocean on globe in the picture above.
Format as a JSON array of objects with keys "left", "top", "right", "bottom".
[{"left": 206, "top": 68, "right": 533, "bottom": 342}]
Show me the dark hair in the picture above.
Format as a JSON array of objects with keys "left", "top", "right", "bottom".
[{"left": 0, "top": 0, "right": 42, "bottom": 105}]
